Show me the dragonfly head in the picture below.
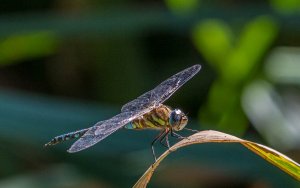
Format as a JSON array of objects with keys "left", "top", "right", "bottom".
[{"left": 169, "top": 109, "right": 188, "bottom": 131}]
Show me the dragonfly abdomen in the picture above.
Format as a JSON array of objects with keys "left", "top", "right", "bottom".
[
  {"left": 45, "top": 128, "right": 89, "bottom": 147},
  {"left": 125, "top": 105, "right": 171, "bottom": 130}
]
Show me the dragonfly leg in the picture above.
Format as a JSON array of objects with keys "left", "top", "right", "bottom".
[
  {"left": 159, "top": 129, "right": 170, "bottom": 148},
  {"left": 151, "top": 130, "right": 166, "bottom": 161},
  {"left": 183, "top": 127, "right": 199, "bottom": 133},
  {"left": 170, "top": 129, "right": 186, "bottom": 139}
]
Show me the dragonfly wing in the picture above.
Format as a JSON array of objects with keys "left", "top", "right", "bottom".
[
  {"left": 68, "top": 64, "right": 201, "bottom": 153},
  {"left": 121, "top": 90, "right": 157, "bottom": 112},
  {"left": 68, "top": 108, "right": 154, "bottom": 153},
  {"left": 121, "top": 64, "right": 201, "bottom": 112}
]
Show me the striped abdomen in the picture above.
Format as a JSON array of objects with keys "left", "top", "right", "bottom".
[
  {"left": 125, "top": 105, "right": 171, "bottom": 130},
  {"left": 45, "top": 128, "right": 88, "bottom": 147}
]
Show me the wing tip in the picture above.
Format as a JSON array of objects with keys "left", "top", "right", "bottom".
[
  {"left": 67, "top": 145, "right": 81, "bottom": 153},
  {"left": 193, "top": 64, "right": 201, "bottom": 71},
  {"left": 67, "top": 149, "right": 76, "bottom": 153},
  {"left": 67, "top": 140, "right": 85, "bottom": 153}
]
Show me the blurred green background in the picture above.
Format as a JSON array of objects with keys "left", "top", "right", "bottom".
[{"left": 0, "top": 0, "right": 300, "bottom": 187}]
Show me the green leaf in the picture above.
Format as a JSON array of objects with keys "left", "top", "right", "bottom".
[
  {"left": 242, "top": 142, "right": 300, "bottom": 181},
  {"left": 0, "top": 31, "right": 58, "bottom": 66}
]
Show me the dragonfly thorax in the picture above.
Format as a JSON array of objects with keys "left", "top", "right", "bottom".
[
  {"left": 169, "top": 109, "right": 188, "bottom": 131},
  {"left": 125, "top": 105, "right": 188, "bottom": 131}
]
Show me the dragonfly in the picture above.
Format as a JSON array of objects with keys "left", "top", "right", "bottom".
[{"left": 45, "top": 64, "right": 201, "bottom": 161}]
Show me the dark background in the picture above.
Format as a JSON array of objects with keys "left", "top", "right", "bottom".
[{"left": 0, "top": 0, "right": 300, "bottom": 187}]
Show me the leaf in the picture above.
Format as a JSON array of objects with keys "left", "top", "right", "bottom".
[
  {"left": 133, "top": 130, "right": 300, "bottom": 188},
  {"left": 0, "top": 31, "right": 58, "bottom": 66}
]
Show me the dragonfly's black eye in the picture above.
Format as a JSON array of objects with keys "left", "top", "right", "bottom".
[
  {"left": 169, "top": 109, "right": 182, "bottom": 126},
  {"left": 169, "top": 109, "right": 188, "bottom": 131}
]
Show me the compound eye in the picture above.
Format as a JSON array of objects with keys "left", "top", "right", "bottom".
[
  {"left": 174, "top": 113, "right": 181, "bottom": 122},
  {"left": 169, "top": 109, "right": 182, "bottom": 126}
]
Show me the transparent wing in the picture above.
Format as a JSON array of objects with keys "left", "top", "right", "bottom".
[
  {"left": 121, "top": 64, "right": 201, "bottom": 112},
  {"left": 68, "top": 64, "right": 201, "bottom": 153},
  {"left": 68, "top": 108, "right": 154, "bottom": 153}
]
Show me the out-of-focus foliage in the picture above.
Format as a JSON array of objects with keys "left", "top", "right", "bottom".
[
  {"left": 165, "top": 0, "right": 200, "bottom": 14},
  {"left": 269, "top": 0, "right": 300, "bottom": 13},
  {"left": 0, "top": 31, "right": 57, "bottom": 66},
  {"left": 192, "top": 17, "right": 278, "bottom": 135},
  {"left": 242, "top": 47, "right": 300, "bottom": 149}
]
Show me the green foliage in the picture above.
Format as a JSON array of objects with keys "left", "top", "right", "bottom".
[
  {"left": 165, "top": 0, "right": 200, "bottom": 14},
  {"left": 192, "top": 16, "right": 278, "bottom": 135},
  {"left": 0, "top": 31, "right": 58, "bottom": 65},
  {"left": 269, "top": 0, "right": 300, "bottom": 13}
]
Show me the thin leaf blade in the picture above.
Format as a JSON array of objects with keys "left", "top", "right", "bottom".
[
  {"left": 242, "top": 142, "right": 300, "bottom": 181},
  {"left": 133, "top": 130, "right": 300, "bottom": 188}
]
